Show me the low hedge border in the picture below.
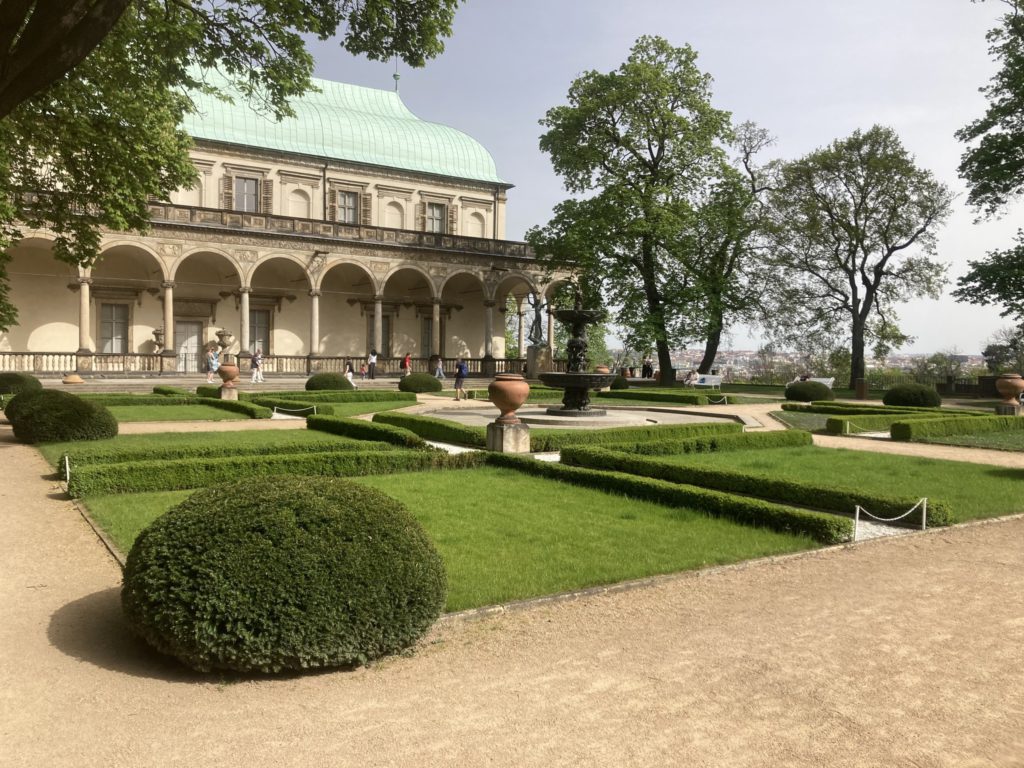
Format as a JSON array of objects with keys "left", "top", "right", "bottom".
[
  {"left": 371, "top": 411, "right": 745, "bottom": 451},
  {"left": 153, "top": 386, "right": 191, "bottom": 397},
  {"left": 600, "top": 429, "right": 813, "bottom": 456},
  {"left": 824, "top": 413, "right": 978, "bottom": 435},
  {"left": 267, "top": 390, "right": 416, "bottom": 404},
  {"left": 485, "top": 453, "right": 852, "bottom": 544},
  {"left": 194, "top": 397, "right": 271, "bottom": 419},
  {"left": 558, "top": 446, "right": 951, "bottom": 527},
  {"left": 57, "top": 437, "right": 399, "bottom": 479},
  {"left": 306, "top": 415, "right": 427, "bottom": 448},
  {"left": 68, "top": 449, "right": 484, "bottom": 496},
  {"left": 249, "top": 396, "right": 339, "bottom": 417},
  {"left": 784, "top": 402, "right": 984, "bottom": 417},
  {"left": 891, "top": 415, "right": 1024, "bottom": 441},
  {"left": 596, "top": 390, "right": 708, "bottom": 405},
  {"left": 80, "top": 394, "right": 195, "bottom": 406}
]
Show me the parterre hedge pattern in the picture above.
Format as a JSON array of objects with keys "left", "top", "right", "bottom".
[
  {"left": 306, "top": 372, "right": 354, "bottom": 391},
  {"left": 824, "top": 413, "right": 979, "bottom": 435},
  {"left": 601, "top": 429, "right": 813, "bottom": 456},
  {"left": 306, "top": 415, "right": 427, "bottom": 448},
  {"left": 558, "top": 446, "right": 950, "bottom": 527},
  {"left": 12, "top": 390, "right": 118, "bottom": 444},
  {"left": 485, "top": 453, "right": 853, "bottom": 544},
  {"left": 67, "top": 448, "right": 484, "bottom": 496},
  {"left": 121, "top": 477, "right": 447, "bottom": 673},
  {"left": 891, "top": 415, "right": 1024, "bottom": 441},
  {"left": 883, "top": 383, "right": 942, "bottom": 408}
]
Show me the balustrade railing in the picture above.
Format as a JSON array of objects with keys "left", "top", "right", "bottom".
[{"left": 0, "top": 352, "right": 76, "bottom": 373}]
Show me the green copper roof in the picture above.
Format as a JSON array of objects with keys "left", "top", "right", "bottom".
[{"left": 182, "top": 72, "right": 504, "bottom": 184}]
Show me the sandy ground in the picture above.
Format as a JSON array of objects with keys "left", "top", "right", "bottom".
[{"left": 3, "top": 419, "right": 1024, "bottom": 767}]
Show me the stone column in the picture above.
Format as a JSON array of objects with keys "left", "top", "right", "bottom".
[
  {"left": 517, "top": 302, "right": 527, "bottom": 358},
  {"left": 309, "top": 289, "right": 321, "bottom": 356},
  {"left": 432, "top": 298, "right": 441, "bottom": 355},
  {"left": 547, "top": 310, "right": 555, "bottom": 352},
  {"left": 483, "top": 299, "right": 495, "bottom": 358},
  {"left": 373, "top": 295, "right": 383, "bottom": 353},
  {"left": 161, "top": 281, "right": 176, "bottom": 352},
  {"left": 239, "top": 287, "right": 251, "bottom": 354},
  {"left": 77, "top": 277, "right": 92, "bottom": 353}
]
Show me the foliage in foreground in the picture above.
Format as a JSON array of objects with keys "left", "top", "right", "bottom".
[
  {"left": 121, "top": 477, "right": 447, "bottom": 673},
  {"left": 891, "top": 415, "right": 1024, "bottom": 442},
  {"left": 784, "top": 380, "right": 834, "bottom": 402},
  {"left": 398, "top": 372, "right": 443, "bottom": 393},
  {"left": 11, "top": 390, "right": 118, "bottom": 444},
  {"left": 883, "top": 383, "right": 942, "bottom": 408}
]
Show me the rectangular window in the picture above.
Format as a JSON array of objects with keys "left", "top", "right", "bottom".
[
  {"left": 426, "top": 202, "right": 446, "bottom": 233},
  {"left": 421, "top": 317, "right": 432, "bottom": 356},
  {"left": 338, "top": 191, "right": 358, "bottom": 224},
  {"left": 250, "top": 309, "right": 271, "bottom": 354},
  {"left": 366, "top": 313, "right": 392, "bottom": 357},
  {"left": 235, "top": 177, "right": 259, "bottom": 213},
  {"left": 99, "top": 303, "right": 129, "bottom": 353}
]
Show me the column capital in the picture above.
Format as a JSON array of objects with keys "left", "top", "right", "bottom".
[
  {"left": 432, "top": 297, "right": 442, "bottom": 305},
  {"left": 309, "top": 289, "right": 322, "bottom": 298},
  {"left": 374, "top": 294, "right": 385, "bottom": 303},
  {"left": 161, "top": 280, "right": 176, "bottom": 290},
  {"left": 238, "top": 285, "right": 251, "bottom": 294},
  {"left": 78, "top": 277, "right": 93, "bottom": 286},
  {"left": 483, "top": 299, "right": 497, "bottom": 308}
]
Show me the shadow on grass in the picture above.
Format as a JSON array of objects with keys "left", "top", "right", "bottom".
[
  {"left": 48, "top": 587, "right": 366, "bottom": 683},
  {"left": 982, "top": 467, "right": 1024, "bottom": 480}
]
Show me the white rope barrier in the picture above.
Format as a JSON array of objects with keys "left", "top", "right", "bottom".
[
  {"left": 272, "top": 405, "right": 317, "bottom": 416},
  {"left": 706, "top": 395, "right": 728, "bottom": 405},
  {"left": 64, "top": 454, "right": 71, "bottom": 489},
  {"left": 854, "top": 498, "right": 927, "bottom": 540}
]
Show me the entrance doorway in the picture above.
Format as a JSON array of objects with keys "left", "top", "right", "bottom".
[{"left": 175, "top": 320, "right": 203, "bottom": 373}]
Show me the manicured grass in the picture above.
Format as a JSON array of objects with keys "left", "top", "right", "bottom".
[
  {"left": 107, "top": 405, "right": 248, "bottom": 422},
  {"left": 35, "top": 427, "right": 355, "bottom": 466},
  {"left": 918, "top": 432, "right": 1024, "bottom": 452},
  {"left": 81, "top": 466, "right": 818, "bottom": 612},
  {"left": 318, "top": 401, "right": 410, "bottom": 418},
  {"left": 770, "top": 410, "right": 830, "bottom": 432},
  {"left": 651, "top": 446, "right": 1024, "bottom": 523}
]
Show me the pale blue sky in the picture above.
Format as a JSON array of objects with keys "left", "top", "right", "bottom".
[{"left": 307, "top": 0, "right": 1022, "bottom": 355}]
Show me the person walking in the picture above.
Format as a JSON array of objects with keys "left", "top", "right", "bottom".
[
  {"left": 401, "top": 352, "right": 411, "bottom": 377},
  {"left": 431, "top": 354, "right": 445, "bottom": 380},
  {"left": 367, "top": 349, "right": 377, "bottom": 380},
  {"left": 345, "top": 361, "right": 356, "bottom": 388},
  {"left": 250, "top": 349, "right": 264, "bottom": 384},
  {"left": 205, "top": 345, "right": 220, "bottom": 384},
  {"left": 454, "top": 357, "right": 468, "bottom": 401}
]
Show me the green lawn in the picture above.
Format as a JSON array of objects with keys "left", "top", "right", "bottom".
[
  {"left": 651, "top": 446, "right": 1024, "bottom": 523},
  {"left": 107, "top": 404, "right": 249, "bottom": 422},
  {"left": 321, "top": 401, "right": 410, "bottom": 418},
  {"left": 770, "top": 410, "right": 830, "bottom": 432},
  {"left": 918, "top": 431, "right": 1024, "bottom": 452},
  {"left": 81, "top": 466, "right": 818, "bottom": 612}
]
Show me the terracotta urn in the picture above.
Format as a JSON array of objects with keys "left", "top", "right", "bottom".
[
  {"left": 594, "top": 365, "right": 610, "bottom": 374},
  {"left": 488, "top": 373, "right": 530, "bottom": 425},
  {"left": 995, "top": 373, "right": 1024, "bottom": 404},
  {"left": 217, "top": 363, "right": 240, "bottom": 388}
]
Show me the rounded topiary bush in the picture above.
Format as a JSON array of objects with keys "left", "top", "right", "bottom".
[
  {"left": 3, "top": 388, "right": 44, "bottom": 424},
  {"left": 398, "top": 372, "right": 442, "bottom": 393},
  {"left": 305, "top": 372, "right": 354, "bottom": 391},
  {"left": 121, "top": 476, "right": 447, "bottom": 674},
  {"left": 784, "top": 380, "right": 834, "bottom": 402},
  {"left": 0, "top": 372, "right": 43, "bottom": 397},
  {"left": 11, "top": 390, "right": 118, "bottom": 443},
  {"left": 883, "top": 383, "right": 941, "bottom": 408},
  {"left": 609, "top": 375, "right": 629, "bottom": 390}
]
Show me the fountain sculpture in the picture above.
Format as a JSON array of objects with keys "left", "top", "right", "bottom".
[{"left": 538, "top": 290, "right": 616, "bottom": 416}]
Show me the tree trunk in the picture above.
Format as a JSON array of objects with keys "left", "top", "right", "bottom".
[
  {"left": 638, "top": 235, "right": 675, "bottom": 385},
  {"left": 698, "top": 310, "right": 723, "bottom": 374},
  {"left": 849, "top": 317, "right": 866, "bottom": 390}
]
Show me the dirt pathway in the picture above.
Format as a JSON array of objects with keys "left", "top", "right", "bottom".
[{"left": 2, "top": 423, "right": 1024, "bottom": 767}]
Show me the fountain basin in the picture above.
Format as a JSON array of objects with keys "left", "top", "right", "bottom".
[{"left": 538, "top": 372, "right": 618, "bottom": 416}]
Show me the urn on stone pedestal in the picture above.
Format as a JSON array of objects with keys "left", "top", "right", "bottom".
[
  {"left": 995, "top": 373, "right": 1024, "bottom": 405},
  {"left": 488, "top": 373, "right": 530, "bottom": 424}
]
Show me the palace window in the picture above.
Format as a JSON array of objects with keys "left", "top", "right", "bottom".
[
  {"left": 99, "top": 303, "right": 129, "bottom": 354},
  {"left": 235, "top": 177, "right": 259, "bottom": 213},
  {"left": 338, "top": 191, "right": 359, "bottom": 224},
  {"left": 249, "top": 309, "right": 271, "bottom": 354},
  {"left": 426, "top": 202, "right": 446, "bottom": 233}
]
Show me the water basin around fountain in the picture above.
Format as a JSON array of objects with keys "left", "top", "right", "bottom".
[{"left": 538, "top": 372, "right": 618, "bottom": 416}]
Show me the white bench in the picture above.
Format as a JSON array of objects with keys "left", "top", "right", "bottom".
[
  {"left": 692, "top": 374, "right": 723, "bottom": 390},
  {"left": 808, "top": 377, "right": 835, "bottom": 389}
]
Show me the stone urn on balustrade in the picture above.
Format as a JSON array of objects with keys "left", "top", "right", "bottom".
[
  {"left": 217, "top": 359, "right": 241, "bottom": 392},
  {"left": 995, "top": 373, "right": 1024, "bottom": 411},
  {"left": 488, "top": 373, "right": 530, "bottom": 425}
]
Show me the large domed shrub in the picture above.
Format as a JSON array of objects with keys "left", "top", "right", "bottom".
[
  {"left": 305, "top": 372, "right": 354, "bottom": 391},
  {"left": 0, "top": 372, "right": 42, "bottom": 397},
  {"left": 609, "top": 375, "right": 629, "bottom": 390},
  {"left": 784, "top": 380, "right": 834, "bottom": 402},
  {"left": 121, "top": 476, "right": 447, "bottom": 674},
  {"left": 12, "top": 390, "right": 118, "bottom": 443},
  {"left": 883, "top": 383, "right": 941, "bottom": 408},
  {"left": 3, "top": 388, "right": 44, "bottom": 424},
  {"left": 398, "top": 372, "right": 442, "bottom": 393}
]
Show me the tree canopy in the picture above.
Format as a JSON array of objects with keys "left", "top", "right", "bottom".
[
  {"left": 0, "top": 0, "right": 460, "bottom": 331},
  {"left": 527, "top": 35, "right": 737, "bottom": 383},
  {"left": 764, "top": 125, "right": 953, "bottom": 389}
]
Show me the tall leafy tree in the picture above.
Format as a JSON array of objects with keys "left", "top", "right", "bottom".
[
  {"left": 0, "top": 0, "right": 460, "bottom": 331},
  {"left": 953, "top": 0, "right": 1024, "bottom": 326},
  {"left": 765, "top": 125, "right": 953, "bottom": 389},
  {"left": 527, "top": 36, "right": 732, "bottom": 384}
]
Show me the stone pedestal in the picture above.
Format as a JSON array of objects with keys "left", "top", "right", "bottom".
[
  {"left": 75, "top": 351, "right": 93, "bottom": 372},
  {"left": 995, "top": 403, "right": 1020, "bottom": 416},
  {"left": 486, "top": 422, "right": 530, "bottom": 453},
  {"left": 219, "top": 385, "right": 239, "bottom": 401},
  {"left": 527, "top": 345, "right": 551, "bottom": 378},
  {"left": 160, "top": 349, "right": 178, "bottom": 374}
]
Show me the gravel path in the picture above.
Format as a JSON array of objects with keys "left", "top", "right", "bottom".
[{"left": 3, "top": 421, "right": 1024, "bottom": 767}]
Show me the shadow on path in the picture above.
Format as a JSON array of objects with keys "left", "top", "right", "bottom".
[{"left": 48, "top": 587, "right": 207, "bottom": 683}]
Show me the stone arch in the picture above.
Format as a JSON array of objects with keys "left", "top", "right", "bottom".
[
  {"left": 467, "top": 211, "right": 486, "bottom": 238},
  {"left": 1, "top": 236, "right": 78, "bottom": 353},
  {"left": 243, "top": 252, "right": 311, "bottom": 287},
  {"left": 494, "top": 273, "right": 540, "bottom": 359},
  {"left": 248, "top": 256, "right": 312, "bottom": 357},
  {"left": 170, "top": 245, "right": 238, "bottom": 281},
  {"left": 380, "top": 267, "right": 436, "bottom": 358},
  {"left": 169, "top": 250, "right": 243, "bottom": 363},
  {"left": 89, "top": 244, "right": 168, "bottom": 354},
  {"left": 384, "top": 200, "right": 405, "bottom": 229},
  {"left": 441, "top": 272, "right": 488, "bottom": 359},
  {"left": 319, "top": 261, "right": 377, "bottom": 357}
]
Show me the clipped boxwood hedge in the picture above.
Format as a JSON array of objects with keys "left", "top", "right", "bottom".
[
  {"left": 602, "top": 429, "right": 813, "bottom": 456},
  {"left": 373, "top": 411, "right": 486, "bottom": 447},
  {"left": 891, "top": 415, "right": 1024, "bottom": 441},
  {"left": 398, "top": 372, "right": 442, "bottom": 393},
  {"left": 306, "top": 372, "right": 354, "bottom": 391},
  {"left": 784, "top": 381, "right": 835, "bottom": 402},
  {"left": 883, "top": 383, "right": 941, "bottom": 408},
  {"left": 80, "top": 394, "right": 195, "bottom": 406},
  {"left": 263, "top": 390, "right": 416, "bottom": 404},
  {"left": 609, "top": 375, "right": 629, "bottom": 390},
  {"left": 195, "top": 397, "right": 272, "bottom": 419},
  {"left": 122, "top": 476, "right": 447, "bottom": 673},
  {"left": 249, "top": 396, "right": 333, "bottom": 416},
  {"left": 12, "top": 390, "right": 118, "bottom": 444},
  {"left": 0, "top": 372, "right": 42, "bottom": 399},
  {"left": 307, "top": 414, "right": 427, "bottom": 448},
  {"left": 597, "top": 390, "right": 707, "bottom": 405},
  {"left": 68, "top": 448, "right": 484, "bottom": 496},
  {"left": 58, "top": 436, "right": 399, "bottom": 479},
  {"left": 153, "top": 385, "right": 191, "bottom": 397},
  {"left": 559, "top": 446, "right": 950, "bottom": 527},
  {"left": 486, "top": 453, "right": 852, "bottom": 544},
  {"left": 3, "top": 388, "right": 44, "bottom": 424},
  {"left": 824, "top": 412, "right": 978, "bottom": 435}
]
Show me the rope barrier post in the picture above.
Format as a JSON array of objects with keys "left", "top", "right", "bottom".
[
  {"left": 922, "top": 498, "right": 928, "bottom": 532},
  {"left": 853, "top": 505, "right": 860, "bottom": 541},
  {"left": 64, "top": 455, "right": 70, "bottom": 488}
]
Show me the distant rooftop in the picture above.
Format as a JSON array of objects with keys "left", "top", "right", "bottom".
[{"left": 182, "top": 71, "right": 505, "bottom": 185}]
